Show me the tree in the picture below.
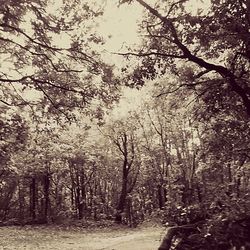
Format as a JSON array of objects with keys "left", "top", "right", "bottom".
[
  {"left": 0, "top": 108, "right": 28, "bottom": 169},
  {"left": 0, "top": 0, "right": 119, "bottom": 120},
  {"left": 120, "top": 0, "right": 250, "bottom": 116},
  {"left": 103, "top": 118, "right": 141, "bottom": 224}
]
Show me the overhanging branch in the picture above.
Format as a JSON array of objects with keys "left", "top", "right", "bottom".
[{"left": 134, "top": 0, "right": 250, "bottom": 116}]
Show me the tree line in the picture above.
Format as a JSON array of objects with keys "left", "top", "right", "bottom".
[{"left": 0, "top": 0, "right": 249, "bottom": 249}]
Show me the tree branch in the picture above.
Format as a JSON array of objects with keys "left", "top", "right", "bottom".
[
  {"left": 154, "top": 82, "right": 203, "bottom": 97},
  {"left": 0, "top": 100, "right": 11, "bottom": 106},
  {"left": 114, "top": 51, "right": 185, "bottom": 59},
  {"left": 146, "top": 109, "right": 162, "bottom": 136},
  {"left": 0, "top": 37, "right": 83, "bottom": 73},
  {"left": 30, "top": 77, "right": 85, "bottom": 95},
  {"left": 135, "top": 0, "right": 250, "bottom": 116},
  {"left": 0, "top": 75, "right": 32, "bottom": 83},
  {"left": 0, "top": 23, "right": 63, "bottom": 52},
  {"left": 1, "top": 23, "right": 97, "bottom": 67},
  {"left": 158, "top": 222, "right": 202, "bottom": 250},
  {"left": 35, "top": 83, "right": 71, "bottom": 121},
  {"left": 113, "top": 138, "right": 126, "bottom": 156}
]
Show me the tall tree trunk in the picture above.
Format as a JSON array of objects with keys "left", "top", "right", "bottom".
[
  {"left": 75, "top": 171, "right": 82, "bottom": 219},
  {"left": 30, "top": 177, "right": 36, "bottom": 221},
  {"left": 76, "top": 186, "right": 83, "bottom": 219},
  {"left": 115, "top": 176, "right": 128, "bottom": 223},
  {"left": 93, "top": 179, "right": 98, "bottom": 220},
  {"left": 18, "top": 180, "right": 24, "bottom": 223},
  {"left": 113, "top": 131, "right": 135, "bottom": 223},
  {"left": 157, "top": 184, "right": 166, "bottom": 209},
  {"left": 43, "top": 172, "right": 50, "bottom": 223},
  {"left": 80, "top": 169, "right": 86, "bottom": 216}
]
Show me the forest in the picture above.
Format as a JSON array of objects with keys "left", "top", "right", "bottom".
[{"left": 0, "top": 0, "right": 250, "bottom": 249}]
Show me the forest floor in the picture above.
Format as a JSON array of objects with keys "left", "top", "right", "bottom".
[{"left": 0, "top": 224, "right": 165, "bottom": 250}]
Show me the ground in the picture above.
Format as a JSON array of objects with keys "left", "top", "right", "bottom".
[{"left": 0, "top": 225, "right": 165, "bottom": 250}]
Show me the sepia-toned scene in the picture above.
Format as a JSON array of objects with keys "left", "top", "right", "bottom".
[{"left": 0, "top": 0, "right": 250, "bottom": 249}]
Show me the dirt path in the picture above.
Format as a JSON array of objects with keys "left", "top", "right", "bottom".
[{"left": 0, "top": 225, "right": 165, "bottom": 249}]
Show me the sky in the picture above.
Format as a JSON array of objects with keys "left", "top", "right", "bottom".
[
  {"left": 99, "top": 2, "right": 141, "bottom": 52},
  {"left": 98, "top": 0, "right": 211, "bottom": 53},
  {"left": 96, "top": 0, "right": 211, "bottom": 117}
]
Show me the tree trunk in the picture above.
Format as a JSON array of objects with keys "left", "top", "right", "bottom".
[
  {"left": 76, "top": 186, "right": 83, "bottom": 219},
  {"left": 115, "top": 176, "right": 128, "bottom": 223},
  {"left": 92, "top": 180, "right": 97, "bottom": 220},
  {"left": 43, "top": 172, "right": 50, "bottom": 223},
  {"left": 30, "top": 177, "right": 36, "bottom": 221},
  {"left": 80, "top": 169, "right": 86, "bottom": 213},
  {"left": 157, "top": 184, "right": 166, "bottom": 209},
  {"left": 18, "top": 180, "right": 24, "bottom": 222}
]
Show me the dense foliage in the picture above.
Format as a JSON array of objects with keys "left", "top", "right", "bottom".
[
  {"left": 0, "top": 0, "right": 249, "bottom": 249},
  {"left": 0, "top": 0, "right": 119, "bottom": 120}
]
